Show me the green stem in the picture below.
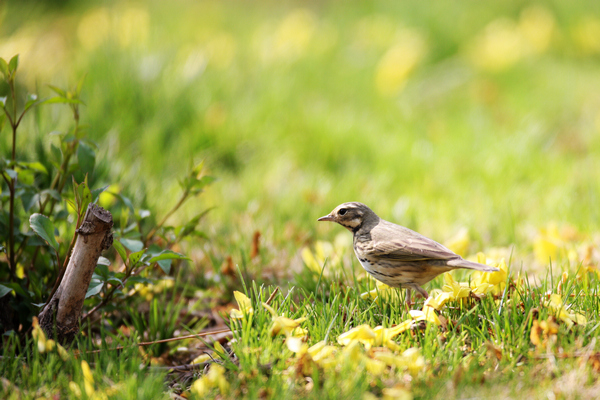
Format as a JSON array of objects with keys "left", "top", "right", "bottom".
[
  {"left": 81, "top": 260, "right": 137, "bottom": 322},
  {"left": 144, "top": 189, "right": 189, "bottom": 245},
  {"left": 32, "top": 104, "right": 79, "bottom": 274},
  {"left": 7, "top": 78, "right": 18, "bottom": 277}
]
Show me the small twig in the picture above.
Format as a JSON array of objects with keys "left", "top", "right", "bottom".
[
  {"left": 144, "top": 189, "right": 189, "bottom": 245},
  {"left": 532, "top": 351, "right": 600, "bottom": 360},
  {"left": 265, "top": 287, "right": 280, "bottom": 305},
  {"left": 149, "top": 362, "right": 213, "bottom": 371},
  {"left": 73, "top": 328, "right": 232, "bottom": 355},
  {"left": 81, "top": 280, "right": 123, "bottom": 322},
  {"left": 0, "top": 171, "right": 10, "bottom": 187}
]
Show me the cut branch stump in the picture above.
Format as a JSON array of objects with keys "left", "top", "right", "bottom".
[{"left": 38, "top": 204, "right": 113, "bottom": 345}]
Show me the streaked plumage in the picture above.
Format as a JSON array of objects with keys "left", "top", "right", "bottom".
[{"left": 318, "top": 202, "right": 499, "bottom": 304}]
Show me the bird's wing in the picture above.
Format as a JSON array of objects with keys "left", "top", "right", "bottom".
[{"left": 366, "top": 221, "right": 459, "bottom": 262}]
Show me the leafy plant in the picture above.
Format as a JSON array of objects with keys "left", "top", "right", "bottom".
[
  {"left": 1, "top": 54, "right": 92, "bottom": 334},
  {"left": 0, "top": 55, "right": 213, "bottom": 340}
]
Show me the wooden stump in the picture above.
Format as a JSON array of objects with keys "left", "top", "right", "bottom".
[{"left": 38, "top": 204, "right": 113, "bottom": 345}]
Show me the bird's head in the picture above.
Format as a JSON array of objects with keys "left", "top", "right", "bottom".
[{"left": 317, "top": 202, "right": 378, "bottom": 232}]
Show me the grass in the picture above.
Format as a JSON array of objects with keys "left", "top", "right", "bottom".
[
  {"left": 1, "top": 0, "right": 600, "bottom": 398},
  {"left": 3, "top": 262, "right": 598, "bottom": 398}
]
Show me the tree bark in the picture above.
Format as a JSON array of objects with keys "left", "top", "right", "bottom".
[{"left": 38, "top": 204, "right": 113, "bottom": 345}]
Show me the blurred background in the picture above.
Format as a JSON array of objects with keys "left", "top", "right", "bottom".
[{"left": 2, "top": 0, "right": 600, "bottom": 278}]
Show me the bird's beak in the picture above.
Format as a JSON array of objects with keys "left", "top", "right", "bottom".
[{"left": 317, "top": 214, "right": 334, "bottom": 222}]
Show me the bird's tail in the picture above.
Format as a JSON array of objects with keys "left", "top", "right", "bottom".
[{"left": 447, "top": 258, "right": 499, "bottom": 272}]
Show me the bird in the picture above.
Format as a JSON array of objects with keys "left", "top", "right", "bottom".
[{"left": 317, "top": 202, "right": 499, "bottom": 305}]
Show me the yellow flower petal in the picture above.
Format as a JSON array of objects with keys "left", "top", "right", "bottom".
[
  {"left": 470, "top": 282, "right": 494, "bottom": 295},
  {"left": 81, "top": 360, "right": 94, "bottom": 396},
  {"left": 290, "top": 326, "right": 309, "bottom": 338},
  {"left": 337, "top": 325, "right": 377, "bottom": 348},
  {"left": 340, "top": 340, "right": 364, "bottom": 362},
  {"left": 191, "top": 354, "right": 212, "bottom": 364},
  {"left": 425, "top": 292, "right": 452, "bottom": 310},
  {"left": 286, "top": 337, "right": 308, "bottom": 354},
  {"left": 373, "top": 320, "right": 412, "bottom": 348},
  {"left": 372, "top": 347, "right": 425, "bottom": 375},
  {"left": 230, "top": 291, "right": 253, "bottom": 319},
  {"left": 57, "top": 343, "right": 70, "bottom": 361},
  {"left": 309, "top": 341, "right": 337, "bottom": 363},
  {"left": 69, "top": 381, "right": 82, "bottom": 398},
  {"left": 229, "top": 309, "right": 245, "bottom": 319},
  {"left": 365, "top": 357, "right": 387, "bottom": 375},
  {"left": 409, "top": 306, "right": 440, "bottom": 325},
  {"left": 191, "top": 377, "right": 209, "bottom": 397},
  {"left": 301, "top": 247, "right": 322, "bottom": 273},
  {"left": 263, "top": 303, "right": 307, "bottom": 337},
  {"left": 545, "top": 293, "right": 587, "bottom": 328},
  {"left": 382, "top": 386, "right": 413, "bottom": 400},
  {"left": 45, "top": 339, "right": 55, "bottom": 352}
]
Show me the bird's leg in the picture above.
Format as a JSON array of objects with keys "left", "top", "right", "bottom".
[
  {"left": 415, "top": 286, "right": 429, "bottom": 299},
  {"left": 405, "top": 288, "right": 414, "bottom": 310},
  {"left": 405, "top": 285, "right": 429, "bottom": 310}
]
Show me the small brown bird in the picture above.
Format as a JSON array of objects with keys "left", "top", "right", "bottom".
[{"left": 318, "top": 202, "right": 499, "bottom": 304}]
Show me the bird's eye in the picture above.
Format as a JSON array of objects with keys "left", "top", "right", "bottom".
[{"left": 338, "top": 208, "right": 347, "bottom": 216}]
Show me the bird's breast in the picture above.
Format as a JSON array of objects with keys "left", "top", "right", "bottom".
[{"left": 353, "top": 247, "right": 407, "bottom": 287}]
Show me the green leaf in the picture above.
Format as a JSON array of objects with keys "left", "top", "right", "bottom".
[
  {"left": 156, "top": 259, "right": 172, "bottom": 275},
  {"left": 75, "top": 74, "right": 86, "bottom": 96},
  {"left": 23, "top": 94, "right": 41, "bottom": 113},
  {"left": 47, "top": 85, "right": 66, "bottom": 97},
  {"left": 95, "top": 264, "right": 109, "bottom": 279},
  {"left": 0, "top": 96, "right": 7, "bottom": 107},
  {"left": 8, "top": 54, "right": 19, "bottom": 73},
  {"left": 20, "top": 190, "right": 38, "bottom": 212},
  {"left": 20, "top": 161, "right": 48, "bottom": 175},
  {"left": 4, "top": 169, "right": 17, "bottom": 180},
  {"left": 125, "top": 275, "right": 151, "bottom": 286},
  {"left": 17, "top": 168, "right": 35, "bottom": 185},
  {"left": 149, "top": 250, "right": 191, "bottom": 275},
  {"left": 72, "top": 177, "right": 81, "bottom": 208},
  {"left": 189, "top": 175, "right": 216, "bottom": 194},
  {"left": 178, "top": 208, "right": 213, "bottom": 239},
  {"left": 0, "top": 284, "right": 12, "bottom": 299},
  {"left": 42, "top": 97, "right": 84, "bottom": 105},
  {"left": 72, "top": 176, "right": 93, "bottom": 219},
  {"left": 0, "top": 57, "right": 8, "bottom": 77},
  {"left": 128, "top": 249, "right": 146, "bottom": 267},
  {"left": 85, "top": 281, "right": 104, "bottom": 299},
  {"left": 189, "top": 230, "right": 209, "bottom": 239},
  {"left": 1, "top": 282, "right": 30, "bottom": 299},
  {"left": 120, "top": 238, "right": 143, "bottom": 252},
  {"left": 97, "top": 256, "right": 111, "bottom": 266},
  {"left": 192, "top": 160, "right": 205, "bottom": 176},
  {"left": 41, "top": 189, "right": 61, "bottom": 201},
  {"left": 138, "top": 209, "right": 151, "bottom": 219},
  {"left": 91, "top": 185, "right": 109, "bottom": 201},
  {"left": 113, "top": 239, "right": 128, "bottom": 264},
  {"left": 80, "top": 180, "right": 93, "bottom": 216},
  {"left": 29, "top": 213, "right": 59, "bottom": 252},
  {"left": 63, "top": 133, "right": 76, "bottom": 143},
  {"left": 66, "top": 199, "right": 77, "bottom": 213},
  {"left": 77, "top": 142, "right": 96, "bottom": 174},
  {"left": 112, "top": 193, "right": 134, "bottom": 212},
  {"left": 148, "top": 250, "right": 191, "bottom": 263},
  {"left": 50, "top": 143, "right": 63, "bottom": 165},
  {"left": 106, "top": 275, "right": 123, "bottom": 286}
]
